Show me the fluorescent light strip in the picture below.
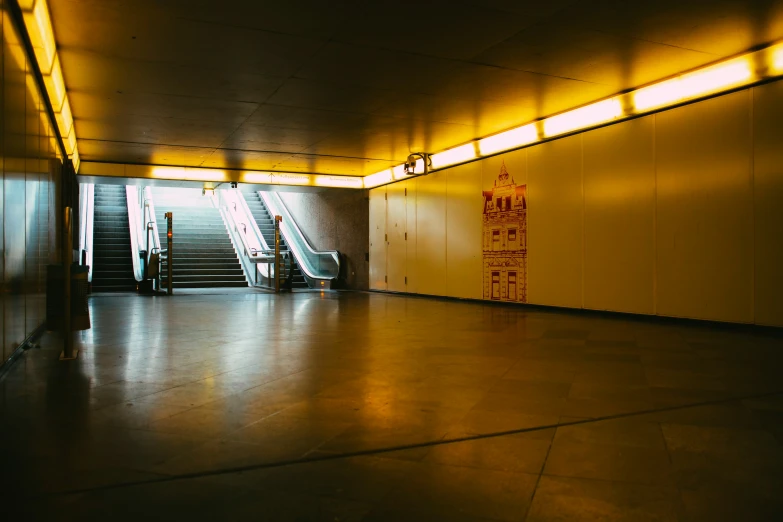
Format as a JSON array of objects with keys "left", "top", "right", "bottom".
[
  {"left": 363, "top": 169, "right": 394, "bottom": 188},
  {"left": 19, "top": 0, "right": 80, "bottom": 165},
  {"left": 544, "top": 98, "right": 623, "bottom": 137},
  {"left": 774, "top": 45, "right": 783, "bottom": 71},
  {"left": 430, "top": 143, "right": 477, "bottom": 169},
  {"left": 634, "top": 59, "right": 753, "bottom": 111},
  {"left": 478, "top": 124, "right": 538, "bottom": 155}
]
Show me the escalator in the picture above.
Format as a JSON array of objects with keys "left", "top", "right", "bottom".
[
  {"left": 239, "top": 191, "right": 341, "bottom": 289},
  {"left": 151, "top": 188, "right": 247, "bottom": 289},
  {"left": 243, "top": 192, "right": 308, "bottom": 289},
  {"left": 91, "top": 185, "right": 136, "bottom": 291}
]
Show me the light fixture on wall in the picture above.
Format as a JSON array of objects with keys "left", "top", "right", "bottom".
[
  {"left": 404, "top": 153, "right": 431, "bottom": 176},
  {"left": 202, "top": 182, "right": 215, "bottom": 197}
]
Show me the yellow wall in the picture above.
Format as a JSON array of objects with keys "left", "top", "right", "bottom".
[
  {"left": 752, "top": 82, "right": 783, "bottom": 327},
  {"left": 370, "top": 81, "right": 783, "bottom": 326},
  {"left": 528, "top": 136, "right": 583, "bottom": 308}
]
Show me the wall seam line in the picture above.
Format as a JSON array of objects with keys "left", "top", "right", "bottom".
[
  {"left": 581, "top": 134, "right": 585, "bottom": 310},
  {"left": 750, "top": 88, "right": 755, "bottom": 324},
  {"left": 653, "top": 113, "right": 658, "bottom": 316}
]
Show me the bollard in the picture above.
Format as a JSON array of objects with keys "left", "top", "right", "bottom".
[
  {"left": 62, "top": 206, "right": 74, "bottom": 359},
  {"left": 165, "top": 212, "right": 173, "bottom": 295},
  {"left": 274, "top": 215, "right": 282, "bottom": 293}
]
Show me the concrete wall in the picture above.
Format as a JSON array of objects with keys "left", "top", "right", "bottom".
[
  {"left": 279, "top": 188, "right": 369, "bottom": 290},
  {"left": 1, "top": 1, "right": 63, "bottom": 366},
  {"left": 370, "top": 82, "right": 783, "bottom": 327}
]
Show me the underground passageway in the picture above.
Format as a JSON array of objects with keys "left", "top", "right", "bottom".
[
  {"left": 2, "top": 0, "right": 783, "bottom": 520},
  {"left": 1, "top": 292, "right": 782, "bottom": 520}
]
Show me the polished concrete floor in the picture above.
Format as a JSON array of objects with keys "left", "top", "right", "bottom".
[{"left": 1, "top": 291, "right": 782, "bottom": 521}]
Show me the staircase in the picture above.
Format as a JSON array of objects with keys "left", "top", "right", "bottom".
[
  {"left": 243, "top": 192, "right": 308, "bottom": 289},
  {"left": 92, "top": 184, "right": 137, "bottom": 291},
  {"left": 152, "top": 188, "right": 247, "bottom": 289}
]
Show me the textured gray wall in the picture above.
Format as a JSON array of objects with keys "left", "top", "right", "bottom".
[{"left": 279, "top": 189, "right": 369, "bottom": 290}]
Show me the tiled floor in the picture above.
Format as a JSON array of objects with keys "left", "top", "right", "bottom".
[{"left": 1, "top": 291, "right": 782, "bottom": 521}]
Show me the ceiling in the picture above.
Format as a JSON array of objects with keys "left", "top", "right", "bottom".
[{"left": 50, "top": 0, "right": 783, "bottom": 176}]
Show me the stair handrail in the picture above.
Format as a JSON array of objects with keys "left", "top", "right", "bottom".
[
  {"left": 258, "top": 191, "right": 341, "bottom": 285},
  {"left": 78, "top": 183, "right": 94, "bottom": 282},
  {"left": 217, "top": 189, "right": 277, "bottom": 286},
  {"left": 143, "top": 186, "right": 162, "bottom": 273},
  {"left": 126, "top": 186, "right": 145, "bottom": 282}
]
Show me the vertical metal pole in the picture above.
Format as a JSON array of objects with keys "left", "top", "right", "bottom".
[
  {"left": 166, "top": 212, "right": 173, "bottom": 295},
  {"left": 63, "top": 206, "right": 73, "bottom": 359},
  {"left": 144, "top": 201, "right": 151, "bottom": 279},
  {"left": 274, "top": 215, "right": 282, "bottom": 293}
]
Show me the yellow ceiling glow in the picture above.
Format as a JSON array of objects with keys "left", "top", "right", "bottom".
[
  {"left": 478, "top": 124, "right": 538, "bottom": 155},
  {"left": 362, "top": 43, "right": 783, "bottom": 190},
  {"left": 430, "top": 143, "right": 477, "bottom": 169},
  {"left": 151, "top": 167, "right": 227, "bottom": 182},
  {"left": 544, "top": 98, "right": 623, "bottom": 137}
]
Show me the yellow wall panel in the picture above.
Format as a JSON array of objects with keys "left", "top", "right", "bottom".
[
  {"left": 415, "top": 170, "right": 447, "bottom": 296},
  {"left": 446, "top": 162, "right": 483, "bottom": 299},
  {"left": 583, "top": 117, "right": 656, "bottom": 314},
  {"left": 655, "top": 92, "right": 754, "bottom": 323},
  {"left": 527, "top": 135, "right": 584, "bottom": 308},
  {"left": 752, "top": 82, "right": 783, "bottom": 327},
  {"left": 368, "top": 187, "right": 387, "bottom": 290},
  {"left": 405, "top": 178, "right": 418, "bottom": 294},
  {"left": 386, "top": 181, "right": 407, "bottom": 292}
]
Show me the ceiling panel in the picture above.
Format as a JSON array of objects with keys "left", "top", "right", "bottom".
[
  {"left": 47, "top": 0, "right": 783, "bottom": 175},
  {"left": 219, "top": 125, "right": 333, "bottom": 154},
  {"left": 77, "top": 140, "right": 216, "bottom": 166}
]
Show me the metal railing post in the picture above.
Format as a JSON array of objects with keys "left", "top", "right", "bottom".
[
  {"left": 274, "top": 215, "right": 282, "bottom": 293},
  {"left": 63, "top": 206, "right": 74, "bottom": 359},
  {"left": 166, "top": 212, "right": 173, "bottom": 295}
]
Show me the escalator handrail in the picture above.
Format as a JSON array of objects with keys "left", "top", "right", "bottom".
[
  {"left": 78, "top": 183, "right": 95, "bottom": 283},
  {"left": 218, "top": 190, "right": 278, "bottom": 287},
  {"left": 258, "top": 191, "right": 341, "bottom": 283},
  {"left": 143, "top": 187, "right": 162, "bottom": 270},
  {"left": 126, "top": 186, "right": 145, "bottom": 282}
]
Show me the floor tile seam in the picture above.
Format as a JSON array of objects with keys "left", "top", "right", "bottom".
[
  {"left": 521, "top": 419, "right": 556, "bottom": 521},
  {"left": 39, "top": 388, "right": 783, "bottom": 498},
  {"left": 537, "top": 470, "right": 677, "bottom": 489}
]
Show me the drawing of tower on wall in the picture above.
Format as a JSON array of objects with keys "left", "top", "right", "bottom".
[{"left": 482, "top": 161, "right": 527, "bottom": 303}]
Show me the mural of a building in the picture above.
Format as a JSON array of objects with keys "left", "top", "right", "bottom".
[{"left": 482, "top": 162, "right": 527, "bottom": 302}]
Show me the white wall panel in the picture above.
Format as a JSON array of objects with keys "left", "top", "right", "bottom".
[
  {"left": 656, "top": 91, "right": 754, "bottom": 323},
  {"left": 405, "top": 178, "right": 418, "bottom": 294},
  {"left": 386, "top": 181, "right": 407, "bottom": 292},
  {"left": 368, "top": 187, "right": 387, "bottom": 290}
]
